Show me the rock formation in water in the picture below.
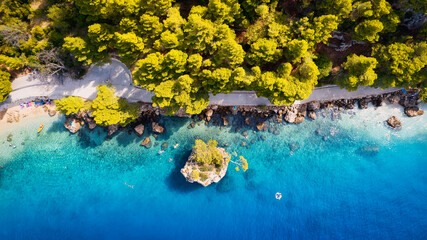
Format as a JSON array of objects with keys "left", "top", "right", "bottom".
[
  {"left": 404, "top": 106, "right": 424, "bottom": 117},
  {"left": 387, "top": 116, "right": 402, "bottom": 129},
  {"left": 151, "top": 122, "right": 165, "bottom": 134},
  {"left": 181, "top": 143, "right": 230, "bottom": 187},
  {"left": 64, "top": 117, "right": 81, "bottom": 133}
]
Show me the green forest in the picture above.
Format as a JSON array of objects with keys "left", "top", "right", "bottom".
[{"left": 1, "top": 0, "right": 426, "bottom": 114}]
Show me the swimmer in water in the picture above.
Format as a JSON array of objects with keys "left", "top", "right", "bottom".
[
  {"left": 173, "top": 144, "right": 179, "bottom": 149},
  {"left": 169, "top": 158, "right": 173, "bottom": 162},
  {"left": 158, "top": 150, "right": 164, "bottom": 155}
]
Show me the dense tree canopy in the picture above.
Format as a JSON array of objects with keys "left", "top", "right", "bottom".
[
  {"left": 55, "top": 96, "right": 87, "bottom": 115},
  {"left": 2, "top": 0, "right": 427, "bottom": 119},
  {"left": 193, "top": 139, "right": 223, "bottom": 165},
  {"left": 91, "top": 85, "right": 140, "bottom": 126},
  {"left": 0, "top": 69, "right": 12, "bottom": 102}
]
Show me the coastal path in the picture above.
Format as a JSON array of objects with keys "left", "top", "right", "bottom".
[{"left": 1, "top": 59, "right": 399, "bottom": 111}]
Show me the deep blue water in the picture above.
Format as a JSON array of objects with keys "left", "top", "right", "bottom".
[{"left": 0, "top": 104, "right": 426, "bottom": 239}]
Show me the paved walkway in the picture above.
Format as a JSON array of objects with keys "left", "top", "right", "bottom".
[{"left": 1, "top": 59, "right": 399, "bottom": 110}]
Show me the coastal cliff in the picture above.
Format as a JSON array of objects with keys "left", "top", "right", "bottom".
[{"left": 181, "top": 141, "right": 230, "bottom": 187}]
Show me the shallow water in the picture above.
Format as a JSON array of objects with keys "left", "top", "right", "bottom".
[{"left": 0, "top": 104, "right": 426, "bottom": 239}]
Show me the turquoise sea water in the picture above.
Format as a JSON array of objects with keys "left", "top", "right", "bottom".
[{"left": 0, "top": 104, "right": 426, "bottom": 239}]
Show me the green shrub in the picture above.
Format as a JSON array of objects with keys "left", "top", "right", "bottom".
[
  {"left": 55, "top": 96, "right": 86, "bottom": 115},
  {"left": 0, "top": 70, "right": 12, "bottom": 102}
]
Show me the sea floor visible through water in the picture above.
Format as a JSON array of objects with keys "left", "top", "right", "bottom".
[{"left": 0, "top": 104, "right": 426, "bottom": 239}]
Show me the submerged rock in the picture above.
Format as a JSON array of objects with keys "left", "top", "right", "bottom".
[
  {"left": 386, "top": 116, "right": 402, "bottom": 129},
  {"left": 256, "top": 122, "right": 265, "bottom": 131},
  {"left": 64, "top": 117, "right": 81, "bottom": 134},
  {"left": 357, "top": 145, "right": 379, "bottom": 156},
  {"left": 288, "top": 143, "right": 301, "bottom": 152},
  {"left": 181, "top": 147, "right": 230, "bottom": 187},
  {"left": 404, "top": 106, "right": 424, "bottom": 117},
  {"left": 245, "top": 117, "right": 251, "bottom": 125},
  {"left": 161, "top": 142, "right": 169, "bottom": 150},
  {"left": 151, "top": 122, "right": 165, "bottom": 134},
  {"left": 141, "top": 137, "right": 152, "bottom": 148},
  {"left": 187, "top": 122, "right": 196, "bottom": 129},
  {"left": 6, "top": 133, "right": 12, "bottom": 142},
  {"left": 134, "top": 124, "right": 145, "bottom": 136}
]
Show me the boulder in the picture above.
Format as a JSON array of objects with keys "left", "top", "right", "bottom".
[
  {"left": 386, "top": 116, "right": 402, "bottom": 129},
  {"left": 221, "top": 116, "right": 229, "bottom": 126},
  {"left": 284, "top": 109, "right": 297, "bottom": 123},
  {"left": 205, "top": 109, "right": 213, "bottom": 118},
  {"left": 187, "top": 122, "right": 196, "bottom": 129},
  {"left": 307, "top": 111, "right": 317, "bottom": 120},
  {"left": 64, "top": 117, "right": 81, "bottom": 133},
  {"left": 180, "top": 147, "right": 230, "bottom": 187},
  {"left": 294, "top": 116, "right": 305, "bottom": 124},
  {"left": 151, "top": 122, "right": 165, "bottom": 133},
  {"left": 256, "top": 122, "right": 265, "bottom": 131},
  {"left": 404, "top": 106, "right": 424, "bottom": 117},
  {"left": 86, "top": 118, "right": 97, "bottom": 130},
  {"left": 48, "top": 109, "right": 57, "bottom": 116},
  {"left": 276, "top": 114, "right": 283, "bottom": 123},
  {"left": 108, "top": 124, "right": 119, "bottom": 136},
  {"left": 134, "top": 124, "right": 145, "bottom": 136},
  {"left": 307, "top": 101, "right": 320, "bottom": 111},
  {"left": 141, "top": 137, "right": 151, "bottom": 148}
]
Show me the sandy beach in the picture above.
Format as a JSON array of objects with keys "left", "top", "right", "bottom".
[{"left": 0, "top": 103, "right": 58, "bottom": 135}]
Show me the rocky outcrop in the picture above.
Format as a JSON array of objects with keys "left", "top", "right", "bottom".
[
  {"left": 108, "top": 124, "right": 119, "bottom": 136},
  {"left": 387, "top": 116, "right": 401, "bottom": 129},
  {"left": 404, "top": 106, "right": 424, "bottom": 117},
  {"left": 134, "top": 124, "right": 145, "bottom": 136},
  {"left": 358, "top": 98, "right": 370, "bottom": 109},
  {"left": 151, "top": 122, "right": 165, "bottom": 133},
  {"left": 180, "top": 147, "right": 230, "bottom": 187},
  {"left": 64, "top": 117, "right": 81, "bottom": 133},
  {"left": 307, "top": 101, "right": 320, "bottom": 111}
]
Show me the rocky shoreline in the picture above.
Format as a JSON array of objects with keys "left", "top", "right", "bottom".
[{"left": 60, "top": 89, "right": 423, "bottom": 136}]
